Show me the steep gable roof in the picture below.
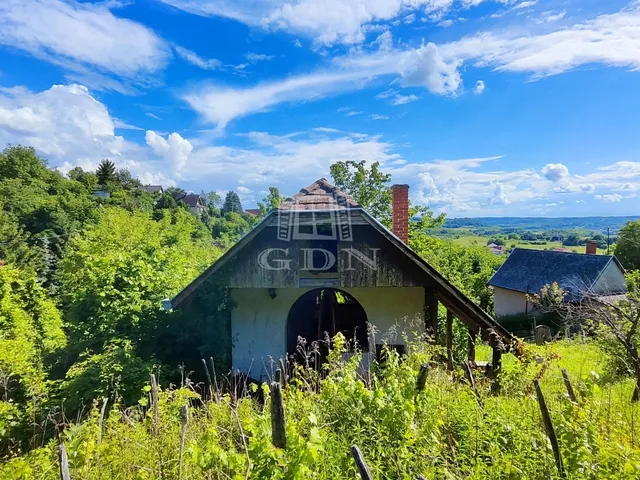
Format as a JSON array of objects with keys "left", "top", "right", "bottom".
[
  {"left": 488, "top": 248, "right": 625, "bottom": 296},
  {"left": 279, "top": 178, "right": 359, "bottom": 211}
]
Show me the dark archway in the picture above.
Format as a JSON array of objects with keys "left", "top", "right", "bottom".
[{"left": 286, "top": 289, "right": 369, "bottom": 364}]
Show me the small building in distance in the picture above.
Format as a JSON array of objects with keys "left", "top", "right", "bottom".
[
  {"left": 173, "top": 192, "right": 207, "bottom": 216},
  {"left": 142, "top": 184, "right": 164, "bottom": 195},
  {"left": 488, "top": 246, "right": 626, "bottom": 317},
  {"left": 243, "top": 208, "right": 262, "bottom": 217}
]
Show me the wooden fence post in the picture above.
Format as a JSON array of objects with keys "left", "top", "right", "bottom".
[
  {"left": 535, "top": 325, "right": 552, "bottom": 345},
  {"left": 462, "top": 361, "right": 483, "bottom": 407},
  {"left": 467, "top": 329, "right": 477, "bottom": 364},
  {"left": 150, "top": 374, "right": 159, "bottom": 436},
  {"left": 561, "top": 369, "right": 577, "bottom": 403},
  {"left": 58, "top": 443, "right": 71, "bottom": 480},
  {"left": 426, "top": 291, "right": 439, "bottom": 344},
  {"left": 179, "top": 405, "right": 189, "bottom": 480},
  {"left": 446, "top": 310, "right": 454, "bottom": 371},
  {"left": 209, "top": 357, "right": 220, "bottom": 404},
  {"left": 279, "top": 357, "right": 288, "bottom": 387},
  {"left": 270, "top": 382, "right": 286, "bottom": 449},
  {"left": 350, "top": 445, "right": 374, "bottom": 480},
  {"left": 201, "top": 358, "right": 214, "bottom": 400},
  {"left": 534, "top": 379, "right": 565, "bottom": 478},
  {"left": 416, "top": 364, "right": 429, "bottom": 392}
]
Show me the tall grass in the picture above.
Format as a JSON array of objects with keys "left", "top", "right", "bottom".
[{"left": 2, "top": 337, "right": 640, "bottom": 479}]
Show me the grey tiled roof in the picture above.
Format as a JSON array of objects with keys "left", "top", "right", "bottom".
[{"left": 488, "top": 248, "right": 623, "bottom": 297}]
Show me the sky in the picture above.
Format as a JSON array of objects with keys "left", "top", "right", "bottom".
[{"left": 0, "top": 0, "right": 639, "bottom": 217}]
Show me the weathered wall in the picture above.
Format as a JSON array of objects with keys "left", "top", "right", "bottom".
[
  {"left": 493, "top": 287, "right": 528, "bottom": 317},
  {"left": 230, "top": 286, "right": 426, "bottom": 379},
  {"left": 592, "top": 260, "right": 626, "bottom": 295}
]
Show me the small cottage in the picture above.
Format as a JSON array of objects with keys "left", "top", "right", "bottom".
[
  {"left": 488, "top": 247, "right": 626, "bottom": 317},
  {"left": 164, "top": 179, "right": 513, "bottom": 378}
]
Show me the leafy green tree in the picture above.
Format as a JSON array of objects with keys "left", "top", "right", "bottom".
[
  {"left": 222, "top": 191, "right": 243, "bottom": 215},
  {"left": 114, "top": 168, "right": 141, "bottom": 189},
  {"left": 330, "top": 160, "right": 392, "bottom": 226},
  {"left": 96, "top": 159, "right": 116, "bottom": 186},
  {"left": 0, "top": 211, "right": 41, "bottom": 273},
  {"left": 0, "top": 145, "right": 50, "bottom": 182},
  {"left": 615, "top": 221, "right": 640, "bottom": 270},
  {"left": 0, "top": 265, "right": 65, "bottom": 450},
  {"left": 258, "top": 186, "right": 285, "bottom": 215},
  {"left": 67, "top": 167, "right": 98, "bottom": 190},
  {"left": 562, "top": 233, "right": 581, "bottom": 247},
  {"left": 203, "top": 191, "right": 221, "bottom": 208}
]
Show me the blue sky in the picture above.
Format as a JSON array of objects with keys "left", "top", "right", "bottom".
[{"left": 1, "top": 0, "right": 639, "bottom": 217}]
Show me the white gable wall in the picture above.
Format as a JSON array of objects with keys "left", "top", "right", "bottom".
[
  {"left": 592, "top": 260, "right": 626, "bottom": 295},
  {"left": 493, "top": 286, "right": 529, "bottom": 317},
  {"left": 230, "top": 286, "right": 425, "bottom": 379}
]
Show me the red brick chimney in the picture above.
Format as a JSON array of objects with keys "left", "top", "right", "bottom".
[
  {"left": 391, "top": 184, "right": 409, "bottom": 243},
  {"left": 586, "top": 240, "right": 598, "bottom": 255}
]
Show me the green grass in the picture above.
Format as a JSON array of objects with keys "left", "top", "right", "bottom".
[{"left": 3, "top": 338, "right": 639, "bottom": 479}]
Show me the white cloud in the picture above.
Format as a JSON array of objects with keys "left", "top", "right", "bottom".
[
  {"left": 145, "top": 131, "right": 193, "bottom": 173},
  {"left": 372, "top": 31, "right": 393, "bottom": 52},
  {"left": 489, "top": 181, "right": 510, "bottom": 205},
  {"left": 537, "top": 10, "right": 566, "bottom": 24},
  {"left": 542, "top": 163, "right": 569, "bottom": 182},
  {"left": 370, "top": 114, "right": 390, "bottom": 119},
  {"left": 595, "top": 194, "right": 623, "bottom": 202},
  {"left": 146, "top": 112, "right": 161, "bottom": 120},
  {"left": 0, "top": 0, "right": 169, "bottom": 86},
  {"left": 237, "top": 186, "right": 252, "bottom": 194},
  {"left": 159, "top": 0, "right": 476, "bottom": 46},
  {"left": 513, "top": 1, "right": 537, "bottom": 10},
  {"left": 175, "top": 46, "right": 221, "bottom": 70},
  {"left": 245, "top": 52, "right": 275, "bottom": 62},
  {"left": 391, "top": 93, "right": 419, "bottom": 105},
  {"left": 398, "top": 43, "right": 462, "bottom": 95},
  {"left": 473, "top": 80, "right": 485, "bottom": 94}
]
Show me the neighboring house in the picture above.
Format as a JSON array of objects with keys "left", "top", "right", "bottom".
[
  {"left": 488, "top": 247, "right": 626, "bottom": 318},
  {"left": 163, "top": 178, "right": 514, "bottom": 379},
  {"left": 487, "top": 244, "right": 506, "bottom": 255},
  {"left": 173, "top": 192, "right": 207, "bottom": 216},
  {"left": 244, "top": 208, "right": 262, "bottom": 217},
  {"left": 142, "top": 185, "right": 164, "bottom": 195}
]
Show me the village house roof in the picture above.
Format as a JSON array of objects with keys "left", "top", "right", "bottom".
[
  {"left": 165, "top": 178, "right": 515, "bottom": 347},
  {"left": 174, "top": 192, "right": 205, "bottom": 208},
  {"left": 488, "top": 248, "right": 625, "bottom": 297},
  {"left": 143, "top": 185, "right": 164, "bottom": 194},
  {"left": 279, "top": 178, "right": 360, "bottom": 211},
  {"left": 244, "top": 208, "right": 262, "bottom": 216}
]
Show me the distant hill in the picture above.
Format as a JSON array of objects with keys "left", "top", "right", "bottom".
[{"left": 444, "top": 216, "right": 639, "bottom": 233}]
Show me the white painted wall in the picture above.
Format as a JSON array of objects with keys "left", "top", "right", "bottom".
[
  {"left": 493, "top": 286, "right": 529, "bottom": 317},
  {"left": 230, "top": 287, "right": 425, "bottom": 379},
  {"left": 593, "top": 260, "right": 626, "bottom": 295}
]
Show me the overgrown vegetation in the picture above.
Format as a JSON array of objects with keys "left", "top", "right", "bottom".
[{"left": 2, "top": 338, "right": 640, "bottom": 479}]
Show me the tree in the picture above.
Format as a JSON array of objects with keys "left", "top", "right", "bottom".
[
  {"left": 258, "top": 186, "right": 285, "bottom": 215},
  {"left": 616, "top": 221, "right": 640, "bottom": 270},
  {"left": 96, "top": 159, "right": 116, "bottom": 185},
  {"left": 203, "top": 191, "right": 221, "bottom": 208},
  {"left": 562, "top": 233, "right": 581, "bottom": 247},
  {"left": 330, "top": 160, "right": 392, "bottom": 226},
  {"left": 67, "top": 167, "right": 98, "bottom": 190},
  {"left": 114, "top": 168, "right": 141, "bottom": 189},
  {"left": 222, "top": 191, "right": 243, "bottom": 215}
]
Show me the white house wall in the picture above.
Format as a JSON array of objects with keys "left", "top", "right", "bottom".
[
  {"left": 493, "top": 287, "right": 529, "bottom": 317},
  {"left": 230, "top": 287, "right": 425, "bottom": 379},
  {"left": 592, "top": 260, "right": 626, "bottom": 295}
]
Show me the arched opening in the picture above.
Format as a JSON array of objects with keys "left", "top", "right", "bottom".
[{"left": 286, "top": 288, "right": 368, "bottom": 365}]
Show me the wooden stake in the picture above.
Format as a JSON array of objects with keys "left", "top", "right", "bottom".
[
  {"left": 561, "top": 369, "right": 577, "bottom": 403},
  {"left": 270, "top": 382, "right": 286, "bottom": 449},
  {"left": 446, "top": 310, "right": 454, "bottom": 371},
  {"left": 350, "top": 445, "right": 373, "bottom": 480},
  {"left": 279, "top": 357, "right": 288, "bottom": 387},
  {"left": 150, "top": 374, "right": 159, "bottom": 436},
  {"left": 58, "top": 443, "right": 71, "bottom": 480},
  {"left": 98, "top": 397, "right": 108, "bottom": 443},
  {"left": 209, "top": 357, "right": 220, "bottom": 404},
  {"left": 179, "top": 405, "right": 189, "bottom": 480},
  {"left": 201, "top": 358, "right": 213, "bottom": 400},
  {"left": 416, "top": 364, "right": 429, "bottom": 392},
  {"left": 491, "top": 347, "right": 502, "bottom": 394},
  {"left": 462, "top": 361, "right": 483, "bottom": 408},
  {"left": 534, "top": 379, "right": 565, "bottom": 478},
  {"left": 467, "top": 329, "right": 477, "bottom": 363}
]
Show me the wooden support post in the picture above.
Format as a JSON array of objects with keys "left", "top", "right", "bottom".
[
  {"left": 58, "top": 444, "right": 71, "bottom": 480},
  {"left": 426, "top": 291, "right": 439, "bottom": 344},
  {"left": 534, "top": 379, "right": 565, "bottom": 478},
  {"left": 350, "top": 445, "right": 374, "bottom": 480},
  {"left": 462, "top": 361, "right": 483, "bottom": 407},
  {"left": 270, "top": 382, "right": 286, "bottom": 449},
  {"left": 279, "top": 357, "right": 288, "bottom": 387},
  {"left": 561, "top": 369, "right": 577, "bottom": 403},
  {"left": 446, "top": 310, "right": 454, "bottom": 371},
  {"left": 416, "top": 364, "right": 429, "bottom": 392},
  {"left": 201, "top": 358, "right": 213, "bottom": 400},
  {"left": 467, "top": 329, "right": 477, "bottom": 364},
  {"left": 179, "top": 405, "right": 188, "bottom": 480}
]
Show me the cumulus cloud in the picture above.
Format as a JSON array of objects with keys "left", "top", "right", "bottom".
[
  {"left": 398, "top": 43, "right": 462, "bottom": 95},
  {"left": 542, "top": 163, "right": 570, "bottom": 182},
  {"left": 489, "top": 182, "right": 510, "bottom": 205},
  {"left": 0, "top": 0, "right": 170, "bottom": 88},
  {"left": 474, "top": 80, "right": 486, "bottom": 94},
  {"left": 245, "top": 52, "right": 275, "bottom": 62},
  {"left": 595, "top": 194, "right": 623, "bottom": 202},
  {"left": 145, "top": 131, "right": 193, "bottom": 173}
]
